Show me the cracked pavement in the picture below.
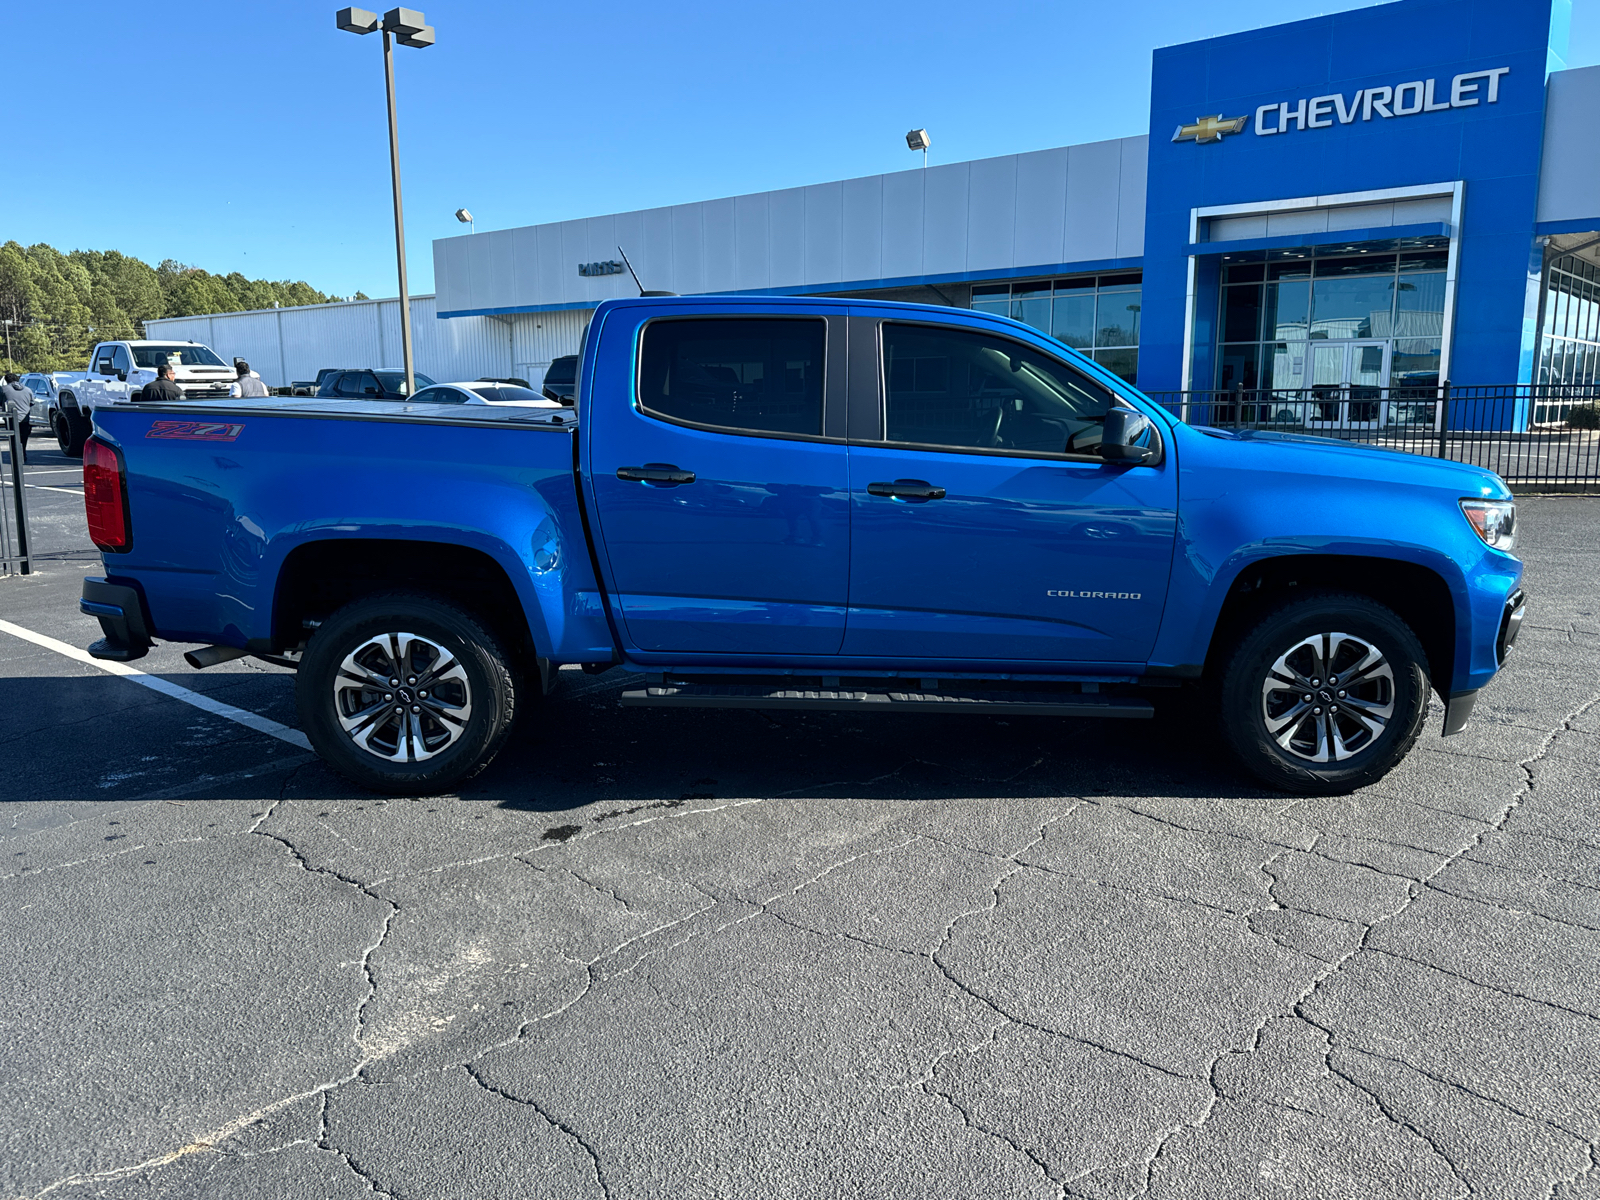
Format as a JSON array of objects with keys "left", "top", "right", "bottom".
[{"left": 3, "top": 467, "right": 1598, "bottom": 1200}]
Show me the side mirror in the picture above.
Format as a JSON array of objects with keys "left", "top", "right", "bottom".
[
  {"left": 1096, "top": 408, "right": 1156, "bottom": 465},
  {"left": 364, "top": 387, "right": 379, "bottom": 396}
]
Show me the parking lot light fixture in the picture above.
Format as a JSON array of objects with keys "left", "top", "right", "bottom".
[
  {"left": 455, "top": 208, "right": 474, "bottom": 235},
  {"left": 337, "top": 5, "right": 435, "bottom": 398}
]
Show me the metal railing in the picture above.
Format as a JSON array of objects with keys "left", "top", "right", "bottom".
[
  {"left": 1, "top": 412, "right": 32, "bottom": 576},
  {"left": 1142, "top": 383, "right": 1600, "bottom": 490}
]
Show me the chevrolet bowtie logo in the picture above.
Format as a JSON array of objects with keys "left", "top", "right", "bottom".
[{"left": 1172, "top": 114, "right": 1249, "bottom": 144}]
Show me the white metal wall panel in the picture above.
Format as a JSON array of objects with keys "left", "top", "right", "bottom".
[
  {"left": 1064, "top": 138, "right": 1123, "bottom": 263},
  {"left": 673, "top": 204, "right": 706, "bottom": 297},
  {"left": 768, "top": 187, "right": 806, "bottom": 288},
  {"left": 881, "top": 169, "right": 925, "bottom": 280},
  {"left": 703, "top": 197, "right": 738, "bottom": 294},
  {"left": 431, "top": 135, "right": 1148, "bottom": 314},
  {"left": 510, "top": 309, "right": 592, "bottom": 385},
  {"left": 145, "top": 316, "right": 212, "bottom": 345},
  {"left": 735, "top": 192, "right": 770, "bottom": 291},
  {"left": 967, "top": 155, "right": 1017, "bottom": 271},
  {"left": 1537, "top": 65, "right": 1600, "bottom": 225},
  {"left": 803, "top": 182, "right": 843, "bottom": 286},
  {"left": 1014, "top": 148, "right": 1069, "bottom": 267},
  {"left": 841, "top": 174, "right": 883, "bottom": 283},
  {"left": 1116, "top": 137, "right": 1148, "bottom": 259},
  {"left": 923, "top": 162, "right": 969, "bottom": 277},
  {"left": 149, "top": 296, "right": 512, "bottom": 389}
]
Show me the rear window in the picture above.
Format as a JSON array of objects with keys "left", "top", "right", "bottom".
[
  {"left": 637, "top": 318, "right": 825, "bottom": 437},
  {"left": 474, "top": 385, "right": 543, "bottom": 402},
  {"left": 544, "top": 357, "right": 577, "bottom": 386},
  {"left": 373, "top": 371, "right": 435, "bottom": 394}
]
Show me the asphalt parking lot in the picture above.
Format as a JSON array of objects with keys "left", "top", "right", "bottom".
[{"left": 3, "top": 444, "right": 1598, "bottom": 1200}]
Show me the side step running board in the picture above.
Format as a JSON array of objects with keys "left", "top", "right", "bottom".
[{"left": 620, "top": 683, "right": 1153, "bottom": 719}]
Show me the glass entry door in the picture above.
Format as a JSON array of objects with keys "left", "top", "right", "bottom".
[{"left": 1306, "top": 341, "right": 1389, "bottom": 428}]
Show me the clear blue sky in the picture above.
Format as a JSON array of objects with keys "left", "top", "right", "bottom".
[{"left": 8, "top": 0, "right": 1597, "bottom": 298}]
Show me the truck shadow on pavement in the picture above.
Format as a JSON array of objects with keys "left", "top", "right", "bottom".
[{"left": 1, "top": 670, "right": 1271, "bottom": 806}]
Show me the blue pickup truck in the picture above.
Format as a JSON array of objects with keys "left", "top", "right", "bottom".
[{"left": 76, "top": 295, "right": 1525, "bottom": 795}]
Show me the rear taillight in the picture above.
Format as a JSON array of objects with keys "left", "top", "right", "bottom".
[{"left": 84, "top": 438, "right": 131, "bottom": 552}]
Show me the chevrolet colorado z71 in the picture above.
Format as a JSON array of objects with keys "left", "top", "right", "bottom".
[{"left": 75, "top": 295, "right": 1526, "bottom": 794}]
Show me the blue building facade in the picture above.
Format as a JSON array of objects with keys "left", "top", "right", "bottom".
[{"left": 1143, "top": 0, "right": 1574, "bottom": 405}]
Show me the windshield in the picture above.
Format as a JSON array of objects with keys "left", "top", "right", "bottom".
[
  {"left": 131, "top": 344, "right": 227, "bottom": 368},
  {"left": 374, "top": 371, "right": 435, "bottom": 394}
]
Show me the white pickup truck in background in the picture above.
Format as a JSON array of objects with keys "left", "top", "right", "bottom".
[{"left": 51, "top": 340, "right": 236, "bottom": 456}]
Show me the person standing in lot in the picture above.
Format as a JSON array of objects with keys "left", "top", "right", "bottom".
[
  {"left": 139, "top": 364, "right": 186, "bottom": 404},
  {"left": 231, "top": 360, "right": 269, "bottom": 399},
  {"left": 2, "top": 373, "right": 32, "bottom": 463}
]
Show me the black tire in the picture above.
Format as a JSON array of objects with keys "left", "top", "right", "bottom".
[
  {"left": 54, "top": 404, "right": 89, "bottom": 457},
  {"left": 296, "top": 591, "right": 517, "bottom": 795},
  {"left": 1216, "top": 591, "right": 1429, "bottom": 794}
]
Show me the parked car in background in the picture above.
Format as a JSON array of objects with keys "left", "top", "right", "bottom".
[
  {"left": 290, "top": 368, "right": 346, "bottom": 397},
  {"left": 19, "top": 373, "right": 77, "bottom": 430},
  {"left": 314, "top": 369, "right": 436, "bottom": 401},
  {"left": 410, "top": 381, "right": 565, "bottom": 410},
  {"left": 541, "top": 355, "right": 578, "bottom": 405},
  {"left": 51, "top": 342, "right": 233, "bottom": 455}
]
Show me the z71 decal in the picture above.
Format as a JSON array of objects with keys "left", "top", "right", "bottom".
[{"left": 145, "top": 421, "right": 245, "bottom": 442}]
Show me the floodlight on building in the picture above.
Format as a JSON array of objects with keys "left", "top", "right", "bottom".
[
  {"left": 906, "top": 128, "right": 931, "bottom": 167},
  {"left": 456, "top": 208, "right": 475, "bottom": 234}
]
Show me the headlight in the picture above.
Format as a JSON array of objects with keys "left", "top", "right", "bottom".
[{"left": 1460, "top": 499, "right": 1516, "bottom": 552}]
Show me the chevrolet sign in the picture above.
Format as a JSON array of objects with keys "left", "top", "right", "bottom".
[{"left": 1173, "top": 67, "right": 1510, "bottom": 146}]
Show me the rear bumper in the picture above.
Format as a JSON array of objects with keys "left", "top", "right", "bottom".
[{"left": 81, "top": 577, "right": 152, "bottom": 662}]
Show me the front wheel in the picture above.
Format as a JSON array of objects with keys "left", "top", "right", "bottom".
[
  {"left": 296, "top": 591, "right": 518, "bottom": 795},
  {"left": 1217, "top": 591, "right": 1430, "bottom": 794}
]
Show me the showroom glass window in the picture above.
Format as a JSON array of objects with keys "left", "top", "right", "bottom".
[
  {"left": 637, "top": 318, "right": 825, "bottom": 437},
  {"left": 1214, "top": 242, "right": 1447, "bottom": 396},
  {"left": 1533, "top": 254, "right": 1600, "bottom": 423},
  {"left": 970, "top": 272, "right": 1141, "bottom": 383}
]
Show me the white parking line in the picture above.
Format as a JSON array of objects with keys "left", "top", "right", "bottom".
[
  {"left": 0, "top": 619, "right": 312, "bottom": 752},
  {"left": 26, "top": 484, "right": 84, "bottom": 494}
]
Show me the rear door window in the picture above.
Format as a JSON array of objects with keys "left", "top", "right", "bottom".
[{"left": 638, "top": 318, "right": 825, "bottom": 437}]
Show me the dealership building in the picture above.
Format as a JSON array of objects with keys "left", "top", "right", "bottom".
[{"left": 156, "top": 0, "right": 1599, "bottom": 419}]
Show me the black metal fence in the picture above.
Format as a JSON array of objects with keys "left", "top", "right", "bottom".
[
  {"left": 1142, "top": 384, "right": 1600, "bottom": 491},
  {"left": 1, "top": 412, "right": 32, "bottom": 576}
]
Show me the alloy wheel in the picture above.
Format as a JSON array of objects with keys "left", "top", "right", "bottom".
[
  {"left": 332, "top": 631, "right": 474, "bottom": 762},
  {"left": 1260, "top": 631, "right": 1395, "bottom": 762}
]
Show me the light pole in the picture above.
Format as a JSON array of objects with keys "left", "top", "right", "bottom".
[
  {"left": 455, "top": 208, "right": 475, "bottom": 235},
  {"left": 906, "top": 128, "right": 930, "bottom": 168},
  {"left": 337, "top": 7, "right": 435, "bottom": 397}
]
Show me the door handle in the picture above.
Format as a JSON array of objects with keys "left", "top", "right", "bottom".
[
  {"left": 616, "top": 463, "right": 696, "bottom": 486},
  {"left": 866, "top": 479, "right": 946, "bottom": 501}
]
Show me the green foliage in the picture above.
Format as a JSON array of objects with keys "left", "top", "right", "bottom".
[
  {"left": 1568, "top": 403, "right": 1600, "bottom": 430},
  {"left": 0, "top": 241, "right": 344, "bottom": 371}
]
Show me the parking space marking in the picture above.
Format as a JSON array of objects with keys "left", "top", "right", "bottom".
[
  {"left": 27, "top": 483, "right": 84, "bottom": 494},
  {"left": 0, "top": 619, "right": 312, "bottom": 752}
]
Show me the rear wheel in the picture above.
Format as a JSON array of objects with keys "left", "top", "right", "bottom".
[
  {"left": 296, "top": 591, "right": 517, "bottom": 795},
  {"left": 53, "top": 404, "right": 89, "bottom": 457},
  {"left": 1217, "top": 591, "right": 1429, "bottom": 793}
]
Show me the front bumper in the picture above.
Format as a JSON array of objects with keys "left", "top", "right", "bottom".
[{"left": 1442, "top": 588, "right": 1527, "bottom": 737}]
